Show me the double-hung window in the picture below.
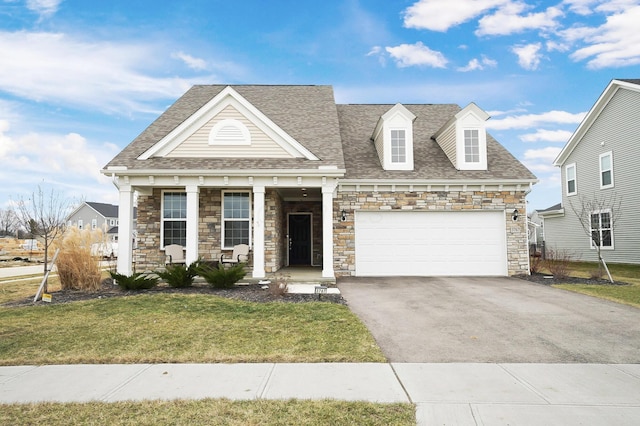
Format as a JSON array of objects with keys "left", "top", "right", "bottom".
[
  {"left": 590, "top": 210, "right": 613, "bottom": 249},
  {"left": 565, "top": 163, "right": 577, "bottom": 196},
  {"left": 464, "top": 129, "right": 480, "bottom": 163},
  {"left": 162, "top": 192, "right": 187, "bottom": 247},
  {"left": 222, "top": 191, "right": 251, "bottom": 248},
  {"left": 391, "top": 129, "right": 406, "bottom": 163},
  {"left": 600, "top": 152, "right": 613, "bottom": 189}
]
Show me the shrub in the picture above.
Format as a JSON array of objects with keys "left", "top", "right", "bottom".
[
  {"left": 197, "top": 262, "right": 246, "bottom": 289},
  {"left": 109, "top": 271, "right": 159, "bottom": 291},
  {"left": 155, "top": 261, "right": 201, "bottom": 288},
  {"left": 53, "top": 227, "right": 102, "bottom": 291},
  {"left": 544, "top": 247, "right": 574, "bottom": 279},
  {"left": 529, "top": 254, "right": 544, "bottom": 274}
]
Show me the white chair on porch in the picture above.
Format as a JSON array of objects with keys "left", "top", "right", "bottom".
[
  {"left": 220, "top": 244, "right": 250, "bottom": 265},
  {"left": 164, "top": 244, "right": 186, "bottom": 265}
]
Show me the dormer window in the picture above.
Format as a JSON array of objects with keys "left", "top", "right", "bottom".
[
  {"left": 372, "top": 104, "right": 416, "bottom": 171},
  {"left": 209, "top": 119, "right": 251, "bottom": 146},
  {"left": 464, "top": 129, "right": 480, "bottom": 163},
  {"left": 391, "top": 130, "right": 406, "bottom": 163},
  {"left": 433, "top": 102, "right": 489, "bottom": 171}
]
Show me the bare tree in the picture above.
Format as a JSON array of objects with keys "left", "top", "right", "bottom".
[
  {"left": 569, "top": 192, "right": 621, "bottom": 283},
  {"left": 0, "top": 207, "right": 18, "bottom": 237},
  {"left": 15, "top": 186, "right": 73, "bottom": 291}
]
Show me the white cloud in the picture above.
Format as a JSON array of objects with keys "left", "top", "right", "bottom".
[
  {"left": 523, "top": 146, "right": 562, "bottom": 162},
  {"left": 172, "top": 51, "right": 208, "bottom": 71},
  {"left": 0, "top": 31, "right": 214, "bottom": 115},
  {"left": 569, "top": 5, "right": 640, "bottom": 69},
  {"left": 26, "top": 0, "right": 61, "bottom": 18},
  {"left": 487, "top": 110, "right": 586, "bottom": 130},
  {"left": 457, "top": 55, "right": 497, "bottom": 72},
  {"left": 0, "top": 121, "right": 120, "bottom": 204},
  {"left": 403, "top": 0, "right": 508, "bottom": 32},
  {"left": 520, "top": 129, "right": 574, "bottom": 143},
  {"left": 386, "top": 42, "right": 448, "bottom": 68},
  {"left": 561, "top": 0, "right": 599, "bottom": 15},
  {"left": 477, "top": 3, "right": 563, "bottom": 36},
  {"left": 511, "top": 42, "right": 543, "bottom": 70}
]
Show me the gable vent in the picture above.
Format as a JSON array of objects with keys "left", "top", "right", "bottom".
[{"left": 209, "top": 119, "right": 251, "bottom": 146}]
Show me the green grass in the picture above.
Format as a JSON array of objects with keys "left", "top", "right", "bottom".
[
  {"left": 0, "top": 294, "right": 385, "bottom": 365},
  {"left": 0, "top": 399, "right": 415, "bottom": 426},
  {"left": 550, "top": 261, "right": 640, "bottom": 308}
]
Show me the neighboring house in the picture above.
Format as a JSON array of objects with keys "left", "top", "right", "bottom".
[
  {"left": 102, "top": 85, "right": 537, "bottom": 278},
  {"left": 541, "top": 79, "right": 640, "bottom": 265},
  {"left": 66, "top": 202, "right": 137, "bottom": 243}
]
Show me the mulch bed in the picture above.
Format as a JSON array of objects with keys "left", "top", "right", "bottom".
[
  {"left": 515, "top": 272, "right": 629, "bottom": 286},
  {"left": 3, "top": 279, "right": 346, "bottom": 308}
]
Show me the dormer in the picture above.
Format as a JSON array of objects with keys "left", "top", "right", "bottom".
[
  {"left": 433, "top": 103, "right": 490, "bottom": 171},
  {"left": 372, "top": 103, "right": 416, "bottom": 171}
]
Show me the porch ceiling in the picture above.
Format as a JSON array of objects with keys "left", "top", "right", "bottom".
[{"left": 277, "top": 187, "right": 321, "bottom": 201}]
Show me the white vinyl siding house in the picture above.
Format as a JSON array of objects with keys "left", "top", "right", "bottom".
[{"left": 542, "top": 79, "right": 640, "bottom": 265}]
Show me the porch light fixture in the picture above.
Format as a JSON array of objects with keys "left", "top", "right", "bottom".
[
  {"left": 512, "top": 209, "right": 519, "bottom": 221},
  {"left": 341, "top": 209, "right": 347, "bottom": 222}
]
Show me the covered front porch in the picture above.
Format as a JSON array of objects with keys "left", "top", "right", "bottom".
[{"left": 115, "top": 174, "right": 340, "bottom": 280}]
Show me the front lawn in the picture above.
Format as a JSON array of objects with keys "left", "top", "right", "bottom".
[
  {"left": 547, "top": 261, "right": 640, "bottom": 308},
  {"left": 0, "top": 294, "right": 386, "bottom": 365},
  {"left": 0, "top": 399, "right": 415, "bottom": 426}
]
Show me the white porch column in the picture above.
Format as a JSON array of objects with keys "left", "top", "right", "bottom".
[
  {"left": 185, "top": 185, "right": 199, "bottom": 265},
  {"left": 322, "top": 185, "right": 336, "bottom": 278},
  {"left": 252, "top": 186, "right": 266, "bottom": 278},
  {"left": 116, "top": 185, "right": 134, "bottom": 275}
]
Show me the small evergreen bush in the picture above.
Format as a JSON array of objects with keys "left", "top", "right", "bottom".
[
  {"left": 197, "top": 262, "right": 246, "bottom": 289},
  {"left": 155, "top": 261, "right": 201, "bottom": 288},
  {"left": 109, "top": 271, "right": 159, "bottom": 291}
]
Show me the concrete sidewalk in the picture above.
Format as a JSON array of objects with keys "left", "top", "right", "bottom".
[{"left": 2, "top": 363, "right": 640, "bottom": 425}]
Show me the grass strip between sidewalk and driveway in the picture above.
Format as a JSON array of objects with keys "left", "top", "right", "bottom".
[
  {"left": 0, "top": 294, "right": 386, "bottom": 365},
  {"left": 0, "top": 399, "right": 415, "bottom": 426}
]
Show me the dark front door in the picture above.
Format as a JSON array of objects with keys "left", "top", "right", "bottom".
[{"left": 288, "top": 214, "right": 311, "bottom": 265}]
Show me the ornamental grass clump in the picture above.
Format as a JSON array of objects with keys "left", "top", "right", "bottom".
[
  {"left": 155, "top": 261, "right": 201, "bottom": 288},
  {"left": 109, "top": 271, "right": 159, "bottom": 291},
  {"left": 53, "top": 227, "right": 102, "bottom": 291},
  {"left": 197, "top": 262, "right": 246, "bottom": 289}
]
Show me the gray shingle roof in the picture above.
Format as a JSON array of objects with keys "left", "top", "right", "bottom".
[
  {"left": 337, "top": 104, "right": 536, "bottom": 180},
  {"left": 87, "top": 202, "right": 118, "bottom": 218},
  {"left": 104, "top": 85, "right": 535, "bottom": 182},
  {"left": 105, "top": 85, "right": 345, "bottom": 171}
]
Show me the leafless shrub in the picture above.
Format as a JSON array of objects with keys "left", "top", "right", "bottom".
[
  {"left": 589, "top": 268, "right": 604, "bottom": 280},
  {"left": 269, "top": 274, "right": 289, "bottom": 296},
  {"left": 53, "top": 227, "right": 102, "bottom": 291},
  {"left": 544, "top": 247, "right": 574, "bottom": 280},
  {"left": 529, "top": 254, "right": 544, "bottom": 274}
]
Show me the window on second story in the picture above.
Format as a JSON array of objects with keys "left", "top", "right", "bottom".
[
  {"left": 464, "top": 129, "right": 480, "bottom": 163},
  {"left": 391, "top": 129, "right": 406, "bottom": 163},
  {"left": 91, "top": 219, "right": 97, "bottom": 230},
  {"left": 590, "top": 210, "right": 613, "bottom": 249},
  {"left": 78, "top": 219, "right": 83, "bottom": 230},
  {"left": 565, "top": 163, "right": 577, "bottom": 196},
  {"left": 600, "top": 152, "right": 613, "bottom": 189}
]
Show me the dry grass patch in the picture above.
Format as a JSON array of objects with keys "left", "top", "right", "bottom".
[
  {"left": 0, "top": 294, "right": 385, "bottom": 365},
  {"left": 0, "top": 399, "right": 415, "bottom": 426},
  {"left": 0, "top": 276, "right": 62, "bottom": 305}
]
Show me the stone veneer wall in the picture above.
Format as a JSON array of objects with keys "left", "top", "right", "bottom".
[
  {"left": 333, "top": 190, "right": 529, "bottom": 277},
  {"left": 265, "top": 189, "right": 284, "bottom": 273},
  {"left": 134, "top": 187, "right": 285, "bottom": 273}
]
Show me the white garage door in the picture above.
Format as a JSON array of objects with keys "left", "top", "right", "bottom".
[{"left": 355, "top": 210, "right": 507, "bottom": 276}]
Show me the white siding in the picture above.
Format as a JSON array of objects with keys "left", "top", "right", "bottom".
[
  {"left": 435, "top": 123, "right": 457, "bottom": 167},
  {"left": 545, "top": 88, "right": 640, "bottom": 264},
  {"left": 167, "top": 105, "right": 293, "bottom": 158}
]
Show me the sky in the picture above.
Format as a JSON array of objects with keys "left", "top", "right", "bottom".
[{"left": 1, "top": 0, "right": 639, "bottom": 213}]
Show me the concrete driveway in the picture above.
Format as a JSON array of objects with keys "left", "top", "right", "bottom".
[{"left": 338, "top": 276, "right": 640, "bottom": 363}]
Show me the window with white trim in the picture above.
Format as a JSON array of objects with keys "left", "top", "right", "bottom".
[
  {"left": 91, "top": 219, "right": 97, "bottom": 230},
  {"left": 590, "top": 210, "right": 613, "bottom": 249},
  {"left": 600, "top": 152, "right": 613, "bottom": 189},
  {"left": 565, "top": 163, "right": 577, "bottom": 196},
  {"left": 464, "top": 129, "right": 480, "bottom": 163},
  {"left": 78, "top": 219, "right": 83, "bottom": 230},
  {"left": 390, "top": 129, "right": 406, "bottom": 163},
  {"left": 162, "top": 192, "right": 187, "bottom": 247},
  {"left": 222, "top": 191, "right": 251, "bottom": 248}
]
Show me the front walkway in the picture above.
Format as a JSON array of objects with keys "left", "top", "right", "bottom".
[
  {"left": 242, "top": 266, "right": 336, "bottom": 285},
  {"left": 2, "top": 363, "right": 640, "bottom": 425}
]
